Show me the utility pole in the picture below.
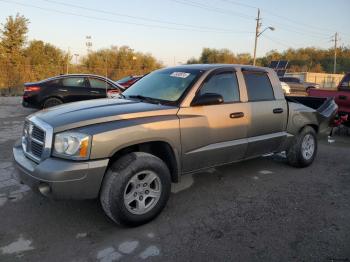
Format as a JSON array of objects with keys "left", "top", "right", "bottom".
[
  {"left": 74, "top": 53, "right": 79, "bottom": 64},
  {"left": 66, "top": 47, "right": 70, "bottom": 74},
  {"left": 253, "top": 8, "right": 261, "bottom": 66},
  {"left": 333, "top": 32, "right": 338, "bottom": 74}
]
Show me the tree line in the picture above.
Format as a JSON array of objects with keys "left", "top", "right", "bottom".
[
  {"left": 187, "top": 47, "right": 350, "bottom": 73},
  {"left": 0, "top": 14, "right": 349, "bottom": 95}
]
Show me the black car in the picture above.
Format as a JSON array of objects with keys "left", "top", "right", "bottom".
[{"left": 22, "top": 74, "right": 124, "bottom": 108}]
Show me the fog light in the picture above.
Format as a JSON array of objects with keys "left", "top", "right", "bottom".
[{"left": 38, "top": 183, "right": 51, "bottom": 196}]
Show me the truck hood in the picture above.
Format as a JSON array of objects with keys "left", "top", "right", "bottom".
[{"left": 32, "top": 98, "right": 178, "bottom": 132}]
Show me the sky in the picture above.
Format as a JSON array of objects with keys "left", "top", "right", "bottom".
[{"left": 0, "top": 0, "right": 349, "bottom": 65}]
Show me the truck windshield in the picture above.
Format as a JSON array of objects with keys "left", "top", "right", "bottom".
[{"left": 123, "top": 68, "right": 202, "bottom": 103}]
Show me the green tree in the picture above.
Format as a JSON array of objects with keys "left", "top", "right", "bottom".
[
  {"left": 187, "top": 48, "right": 252, "bottom": 65},
  {"left": 0, "top": 13, "right": 29, "bottom": 93},
  {"left": 24, "top": 40, "right": 67, "bottom": 81},
  {"left": 81, "top": 46, "right": 162, "bottom": 80}
]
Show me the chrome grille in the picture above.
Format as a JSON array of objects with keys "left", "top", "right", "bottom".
[
  {"left": 32, "top": 126, "right": 45, "bottom": 141},
  {"left": 31, "top": 140, "right": 44, "bottom": 157},
  {"left": 22, "top": 120, "right": 46, "bottom": 162}
]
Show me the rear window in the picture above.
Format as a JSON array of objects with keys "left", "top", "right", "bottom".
[
  {"left": 280, "top": 77, "right": 298, "bottom": 83},
  {"left": 47, "top": 79, "right": 60, "bottom": 86},
  {"left": 243, "top": 72, "right": 275, "bottom": 101}
]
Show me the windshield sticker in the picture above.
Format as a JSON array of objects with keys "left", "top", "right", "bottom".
[{"left": 170, "top": 72, "right": 190, "bottom": 78}]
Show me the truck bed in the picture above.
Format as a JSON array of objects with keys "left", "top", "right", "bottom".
[
  {"left": 286, "top": 96, "right": 328, "bottom": 111},
  {"left": 286, "top": 96, "right": 338, "bottom": 131}
]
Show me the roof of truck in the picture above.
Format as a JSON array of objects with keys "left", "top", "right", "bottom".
[{"left": 169, "top": 64, "right": 270, "bottom": 72}]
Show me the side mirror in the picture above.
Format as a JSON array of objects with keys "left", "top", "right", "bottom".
[{"left": 192, "top": 93, "right": 224, "bottom": 106}]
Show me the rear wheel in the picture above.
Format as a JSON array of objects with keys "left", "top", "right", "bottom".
[
  {"left": 287, "top": 126, "right": 317, "bottom": 167},
  {"left": 100, "top": 152, "right": 171, "bottom": 226},
  {"left": 43, "top": 97, "right": 63, "bottom": 108}
]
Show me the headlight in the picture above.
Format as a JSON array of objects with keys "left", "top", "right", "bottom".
[{"left": 53, "top": 132, "right": 91, "bottom": 160}]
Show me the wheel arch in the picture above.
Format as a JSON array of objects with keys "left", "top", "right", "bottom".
[
  {"left": 107, "top": 141, "right": 180, "bottom": 183},
  {"left": 301, "top": 124, "right": 318, "bottom": 134}
]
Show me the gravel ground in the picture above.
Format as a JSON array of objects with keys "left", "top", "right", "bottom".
[{"left": 0, "top": 97, "right": 349, "bottom": 262}]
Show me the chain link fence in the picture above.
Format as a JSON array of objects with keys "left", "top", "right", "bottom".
[{"left": 0, "top": 63, "right": 153, "bottom": 96}]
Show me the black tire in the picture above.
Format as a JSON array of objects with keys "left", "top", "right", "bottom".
[
  {"left": 42, "top": 97, "right": 63, "bottom": 108},
  {"left": 287, "top": 126, "right": 317, "bottom": 168},
  {"left": 100, "top": 152, "right": 171, "bottom": 226}
]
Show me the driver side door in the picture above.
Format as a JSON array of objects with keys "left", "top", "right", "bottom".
[{"left": 178, "top": 70, "right": 249, "bottom": 173}]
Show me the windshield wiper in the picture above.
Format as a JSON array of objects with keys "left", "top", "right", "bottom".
[{"left": 127, "top": 95, "right": 164, "bottom": 104}]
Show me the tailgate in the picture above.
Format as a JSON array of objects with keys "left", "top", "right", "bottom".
[{"left": 316, "top": 97, "right": 338, "bottom": 132}]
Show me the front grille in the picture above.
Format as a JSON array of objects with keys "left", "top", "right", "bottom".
[
  {"left": 31, "top": 140, "right": 43, "bottom": 157},
  {"left": 32, "top": 126, "right": 45, "bottom": 141},
  {"left": 22, "top": 120, "right": 46, "bottom": 162}
]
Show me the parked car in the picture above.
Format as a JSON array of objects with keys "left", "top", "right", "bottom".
[
  {"left": 281, "top": 81, "right": 291, "bottom": 94},
  {"left": 22, "top": 74, "right": 124, "bottom": 109},
  {"left": 13, "top": 64, "right": 337, "bottom": 226},
  {"left": 116, "top": 75, "right": 143, "bottom": 89},
  {"left": 308, "top": 72, "right": 350, "bottom": 126},
  {"left": 279, "top": 76, "right": 319, "bottom": 95}
]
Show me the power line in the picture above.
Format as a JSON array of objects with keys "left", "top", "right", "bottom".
[
  {"left": 169, "top": 0, "right": 255, "bottom": 20},
  {"left": 209, "top": 0, "right": 334, "bottom": 38},
  {"left": 40, "top": 0, "right": 251, "bottom": 33},
  {"left": 171, "top": 0, "right": 334, "bottom": 40},
  {"left": 219, "top": 0, "right": 348, "bottom": 38},
  {"left": 0, "top": 0, "right": 253, "bottom": 34},
  {"left": 262, "top": 35, "right": 300, "bottom": 48}
]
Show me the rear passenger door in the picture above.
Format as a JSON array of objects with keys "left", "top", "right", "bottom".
[
  {"left": 60, "top": 77, "right": 90, "bottom": 102},
  {"left": 87, "top": 77, "right": 110, "bottom": 99},
  {"left": 242, "top": 70, "right": 287, "bottom": 157}
]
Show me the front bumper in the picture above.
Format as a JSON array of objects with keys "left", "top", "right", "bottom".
[{"left": 13, "top": 144, "right": 109, "bottom": 199}]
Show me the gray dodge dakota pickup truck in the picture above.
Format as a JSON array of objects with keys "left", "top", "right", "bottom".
[{"left": 13, "top": 64, "right": 337, "bottom": 226}]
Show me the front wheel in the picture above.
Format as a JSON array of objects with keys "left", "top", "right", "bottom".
[
  {"left": 287, "top": 126, "right": 317, "bottom": 167},
  {"left": 100, "top": 152, "right": 171, "bottom": 226}
]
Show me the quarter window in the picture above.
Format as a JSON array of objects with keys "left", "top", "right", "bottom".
[
  {"left": 199, "top": 72, "right": 240, "bottom": 103},
  {"left": 47, "top": 79, "right": 60, "bottom": 86},
  {"left": 243, "top": 72, "right": 275, "bottom": 101},
  {"left": 62, "top": 77, "right": 86, "bottom": 87}
]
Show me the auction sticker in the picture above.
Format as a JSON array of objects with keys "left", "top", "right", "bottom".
[{"left": 170, "top": 72, "right": 190, "bottom": 78}]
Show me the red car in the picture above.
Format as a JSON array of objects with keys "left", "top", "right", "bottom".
[
  {"left": 116, "top": 75, "right": 143, "bottom": 89},
  {"left": 308, "top": 73, "right": 350, "bottom": 126}
]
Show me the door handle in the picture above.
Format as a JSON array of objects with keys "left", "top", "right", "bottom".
[
  {"left": 58, "top": 89, "right": 67, "bottom": 92},
  {"left": 90, "top": 90, "right": 100, "bottom": 94},
  {"left": 273, "top": 108, "right": 284, "bottom": 114},
  {"left": 339, "top": 95, "right": 347, "bottom": 100},
  {"left": 230, "top": 112, "right": 244, "bottom": 119}
]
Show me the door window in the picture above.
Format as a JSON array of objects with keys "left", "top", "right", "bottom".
[
  {"left": 62, "top": 77, "right": 86, "bottom": 87},
  {"left": 89, "top": 78, "right": 113, "bottom": 89},
  {"left": 199, "top": 72, "right": 240, "bottom": 102},
  {"left": 243, "top": 72, "right": 275, "bottom": 101}
]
